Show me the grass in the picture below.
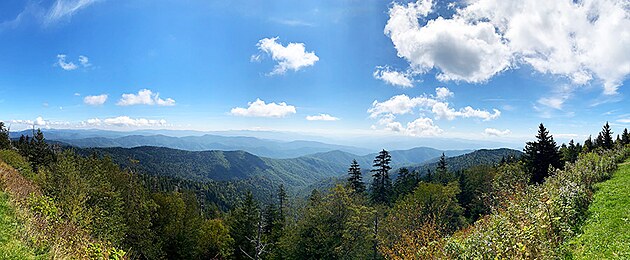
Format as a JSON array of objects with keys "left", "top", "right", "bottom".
[
  {"left": 0, "top": 192, "right": 38, "bottom": 260},
  {"left": 568, "top": 159, "right": 630, "bottom": 259}
]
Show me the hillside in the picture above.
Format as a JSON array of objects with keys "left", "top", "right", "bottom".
[
  {"left": 568, "top": 159, "right": 630, "bottom": 258},
  {"left": 406, "top": 148, "right": 523, "bottom": 175}
]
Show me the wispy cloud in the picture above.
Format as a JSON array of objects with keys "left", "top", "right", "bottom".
[
  {"left": 56, "top": 54, "right": 91, "bottom": 71},
  {"left": 44, "top": 0, "right": 100, "bottom": 25},
  {"left": 306, "top": 114, "right": 340, "bottom": 121}
]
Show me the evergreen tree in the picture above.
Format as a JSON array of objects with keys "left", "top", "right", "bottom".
[
  {"left": 523, "top": 123, "right": 562, "bottom": 184},
  {"left": 394, "top": 167, "right": 416, "bottom": 199},
  {"left": 600, "top": 122, "right": 614, "bottom": 150},
  {"left": 560, "top": 140, "right": 580, "bottom": 163},
  {"left": 0, "top": 122, "right": 11, "bottom": 150},
  {"left": 623, "top": 128, "right": 630, "bottom": 145},
  {"left": 370, "top": 149, "right": 392, "bottom": 205},
  {"left": 347, "top": 159, "right": 366, "bottom": 194},
  {"left": 230, "top": 191, "right": 260, "bottom": 260},
  {"left": 583, "top": 135, "right": 594, "bottom": 152},
  {"left": 435, "top": 153, "right": 453, "bottom": 184},
  {"left": 595, "top": 132, "right": 604, "bottom": 149},
  {"left": 277, "top": 184, "right": 287, "bottom": 224}
]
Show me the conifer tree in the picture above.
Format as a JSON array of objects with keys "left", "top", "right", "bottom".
[
  {"left": 523, "top": 123, "right": 562, "bottom": 184},
  {"left": 600, "top": 122, "right": 614, "bottom": 150},
  {"left": 435, "top": 153, "right": 451, "bottom": 184},
  {"left": 0, "top": 122, "right": 11, "bottom": 150},
  {"left": 623, "top": 128, "right": 630, "bottom": 145},
  {"left": 370, "top": 149, "right": 392, "bottom": 205},
  {"left": 583, "top": 135, "right": 594, "bottom": 152},
  {"left": 277, "top": 184, "right": 287, "bottom": 223},
  {"left": 230, "top": 191, "right": 260, "bottom": 260},
  {"left": 347, "top": 159, "right": 365, "bottom": 194}
]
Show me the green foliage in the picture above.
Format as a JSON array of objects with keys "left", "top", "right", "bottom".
[
  {"left": 0, "top": 122, "right": 11, "bottom": 150},
  {"left": 442, "top": 147, "right": 630, "bottom": 259},
  {"left": 347, "top": 159, "right": 366, "bottom": 194},
  {"left": 567, "top": 159, "right": 630, "bottom": 259},
  {"left": 284, "top": 185, "right": 374, "bottom": 259},
  {"left": 0, "top": 149, "right": 36, "bottom": 179},
  {"left": 457, "top": 165, "right": 495, "bottom": 222},
  {"left": 523, "top": 123, "right": 562, "bottom": 184},
  {"left": 0, "top": 192, "right": 43, "bottom": 259},
  {"left": 370, "top": 149, "right": 393, "bottom": 205},
  {"left": 199, "top": 218, "right": 234, "bottom": 259},
  {"left": 228, "top": 191, "right": 260, "bottom": 260}
]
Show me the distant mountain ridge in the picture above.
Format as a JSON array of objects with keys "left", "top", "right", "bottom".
[
  {"left": 12, "top": 130, "right": 372, "bottom": 159},
  {"left": 75, "top": 146, "right": 518, "bottom": 193}
]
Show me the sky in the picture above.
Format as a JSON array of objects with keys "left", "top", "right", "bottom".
[{"left": 1, "top": 0, "right": 629, "bottom": 145}]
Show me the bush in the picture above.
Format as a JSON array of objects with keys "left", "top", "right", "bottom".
[{"left": 0, "top": 150, "right": 35, "bottom": 179}]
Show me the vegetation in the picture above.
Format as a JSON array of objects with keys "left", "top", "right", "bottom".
[
  {"left": 0, "top": 121, "right": 628, "bottom": 259},
  {"left": 567, "top": 158, "right": 630, "bottom": 259}
]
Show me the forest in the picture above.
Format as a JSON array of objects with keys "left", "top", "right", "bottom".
[{"left": 0, "top": 121, "right": 629, "bottom": 259}]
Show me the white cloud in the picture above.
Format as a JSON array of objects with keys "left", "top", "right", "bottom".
[
  {"left": 435, "top": 87, "right": 454, "bottom": 100},
  {"left": 8, "top": 116, "right": 70, "bottom": 128},
  {"left": 373, "top": 67, "right": 414, "bottom": 88},
  {"left": 82, "top": 116, "right": 167, "bottom": 127},
  {"left": 369, "top": 87, "right": 500, "bottom": 135},
  {"left": 484, "top": 128, "right": 511, "bottom": 136},
  {"left": 537, "top": 84, "right": 575, "bottom": 110},
  {"left": 254, "top": 37, "right": 319, "bottom": 75},
  {"left": 432, "top": 102, "right": 501, "bottom": 121},
  {"left": 45, "top": 0, "right": 99, "bottom": 24},
  {"left": 230, "top": 99, "right": 297, "bottom": 118},
  {"left": 117, "top": 89, "right": 176, "bottom": 106},
  {"left": 83, "top": 94, "right": 107, "bottom": 106},
  {"left": 78, "top": 55, "right": 90, "bottom": 67},
  {"left": 306, "top": 114, "right": 340, "bottom": 121},
  {"left": 384, "top": 0, "right": 630, "bottom": 95},
  {"left": 56, "top": 54, "right": 78, "bottom": 70},
  {"left": 618, "top": 118, "right": 630, "bottom": 123},
  {"left": 405, "top": 117, "right": 443, "bottom": 136},
  {"left": 56, "top": 54, "right": 91, "bottom": 70}
]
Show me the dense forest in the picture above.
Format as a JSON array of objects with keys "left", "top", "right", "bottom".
[{"left": 0, "top": 121, "right": 629, "bottom": 259}]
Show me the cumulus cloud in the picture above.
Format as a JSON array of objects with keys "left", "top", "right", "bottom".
[
  {"left": 306, "top": 114, "right": 340, "bottom": 121},
  {"left": 484, "top": 128, "right": 511, "bottom": 137},
  {"left": 254, "top": 37, "right": 319, "bottom": 75},
  {"left": 117, "top": 89, "right": 176, "bottom": 106},
  {"left": 56, "top": 54, "right": 91, "bottom": 70},
  {"left": 373, "top": 67, "right": 414, "bottom": 88},
  {"left": 82, "top": 116, "right": 167, "bottom": 127},
  {"left": 45, "top": 0, "right": 99, "bottom": 24},
  {"left": 435, "top": 87, "right": 454, "bottom": 100},
  {"left": 230, "top": 99, "right": 297, "bottom": 118},
  {"left": 384, "top": 0, "right": 630, "bottom": 94},
  {"left": 83, "top": 94, "right": 107, "bottom": 106},
  {"left": 369, "top": 87, "right": 500, "bottom": 136}
]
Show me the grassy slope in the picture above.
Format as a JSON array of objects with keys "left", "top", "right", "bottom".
[
  {"left": 0, "top": 192, "right": 37, "bottom": 259},
  {"left": 569, "top": 159, "right": 630, "bottom": 259}
]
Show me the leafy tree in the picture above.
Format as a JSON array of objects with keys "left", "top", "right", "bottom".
[
  {"left": 523, "top": 123, "right": 562, "bottom": 184},
  {"left": 347, "top": 159, "right": 366, "bottom": 194},
  {"left": 0, "top": 122, "right": 11, "bottom": 150},
  {"left": 199, "top": 219, "right": 234, "bottom": 259},
  {"left": 370, "top": 149, "right": 393, "bottom": 205},
  {"left": 288, "top": 185, "right": 374, "bottom": 259},
  {"left": 600, "top": 122, "right": 614, "bottom": 150},
  {"left": 379, "top": 182, "right": 465, "bottom": 258}
]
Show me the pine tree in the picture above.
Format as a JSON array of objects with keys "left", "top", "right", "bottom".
[
  {"left": 277, "top": 184, "right": 287, "bottom": 223},
  {"left": 583, "top": 135, "right": 594, "bottom": 152},
  {"left": 0, "top": 122, "right": 11, "bottom": 150},
  {"left": 394, "top": 167, "right": 415, "bottom": 199},
  {"left": 595, "top": 133, "right": 604, "bottom": 149},
  {"left": 623, "top": 128, "right": 630, "bottom": 145},
  {"left": 600, "top": 122, "right": 614, "bottom": 150},
  {"left": 230, "top": 191, "right": 260, "bottom": 260},
  {"left": 435, "top": 153, "right": 452, "bottom": 184},
  {"left": 523, "top": 123, "right": 562, "bottom": 184},
  {"left": 347, "top": 159, "right": 365, "bottom": 194},
  {"left": 370, "top": 149, "right": 392, "bottom": 205}
]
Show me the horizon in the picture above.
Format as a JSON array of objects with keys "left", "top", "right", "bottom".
[{"left": 1, "top": 0, "right": 629, "bottom": 148}]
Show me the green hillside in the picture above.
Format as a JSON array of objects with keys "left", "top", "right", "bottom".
[{"left": 568, "top": 159, "right": 630, "bottom": 259}]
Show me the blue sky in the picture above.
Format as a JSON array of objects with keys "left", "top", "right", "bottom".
[{"left": 1, "top": 0, "right": 629, "bottom": 144}]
